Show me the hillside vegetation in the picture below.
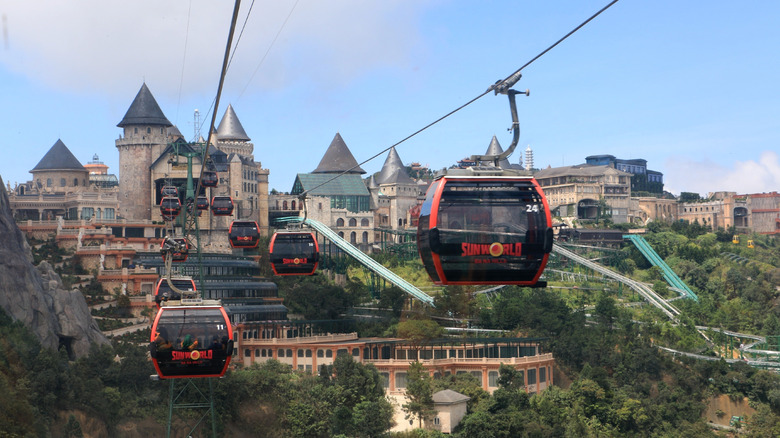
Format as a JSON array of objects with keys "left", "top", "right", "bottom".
[{"left": 1, "top": 222, "right": 779, "bottom": 437}]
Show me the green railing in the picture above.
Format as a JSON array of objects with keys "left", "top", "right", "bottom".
[{"left": 624, "top": 234, "right": 698, "bottom": 301}]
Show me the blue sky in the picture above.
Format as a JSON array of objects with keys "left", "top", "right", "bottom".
[{"left": 1, "top": 0, "right": 779, "bottom": 196}]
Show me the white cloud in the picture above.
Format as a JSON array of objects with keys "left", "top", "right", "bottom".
[
  {"left": 0, "top": 1, "right": 429, "bottom": 99},
  {"left": 664, "top": 150, "right": 780, "bottom": 196}
]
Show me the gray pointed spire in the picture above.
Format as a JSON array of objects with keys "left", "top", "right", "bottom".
[
  {"left": 484, "top": 136, "right": 512, "bottom": 169},
  {"left": 368, "top": 174, "right": 379, "bottom": 189},
  {"left": 117, "top": 83, "right": 172, "bottom": 127},
  {"left": 216, "top": 104, "right": 250, "bottom": 141},
  {"left": 32, "top": 139, "right": 86, "bottom": 171},
  {"left": 313, "top": 133, "right": 365, "bottom": 174},
  {"left": 376, "top": 147, "right": 413, "bottom": 184}
]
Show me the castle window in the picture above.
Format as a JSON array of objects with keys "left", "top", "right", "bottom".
[
  {"left": 336, "top": 218, "right": 345, "bottom": 227},
  {"left": 361, "top": 218, "right": 369, "bottom": 227},
  {"left": 349, "top": 218, "right": 357, "bottom": 227},
  {"left": 60, "top": 178, "right": 66, "bottom": 187},
  {"left": 47, "top": 178, "right": 52, "bottom": 187},
  {"left": 146, "top": 127, "right": 151, "bottom": 134},
  {"left": 134, "top": 127, "right": 138, "bottom": 134},
  {"left": 74, "top": 178, "right": 79, "bottom": 186},
  {"left": 362, "top": 232, "right": 368, "bottom": 243}
]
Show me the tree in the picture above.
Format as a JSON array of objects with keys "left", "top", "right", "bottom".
[
  {"left": 403, "top": 361, "right": 435, "bottom": 429},
  {"left": 397, "top": 318, "right": 444, "bottom": 354}
]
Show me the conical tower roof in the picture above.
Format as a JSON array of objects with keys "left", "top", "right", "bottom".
[
  {"left": 32, "top": 139, "right": 86, "bottom": 172},
  {"left": 376, "top": 147, "right": 413, "bottom": 184},
  {"left": 484, "top": 136, "right": 511, "bottom": 169},
  {"left": 312, "top": 133, "right": 365, "bottom": 174},
  {"left": 368, "top": 174, "right": 379, "bottom": 189},
  {"left": 216, "top": 104, "right": 250, "bottom": 141},
  {"left": 117, "top": 83, "right": 172, "bottom": 127}
]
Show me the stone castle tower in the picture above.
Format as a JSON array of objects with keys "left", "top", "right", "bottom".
[{"left": 115, "top": 83, "right": 172, "bottom": 220}]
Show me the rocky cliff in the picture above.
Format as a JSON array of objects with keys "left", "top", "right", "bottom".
[{"left": 0, "top": 176, "right": 108, "bottom": 358}]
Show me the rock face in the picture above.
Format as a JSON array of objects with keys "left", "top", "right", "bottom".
[{"left": 0, "top": 177, "right": 108, "bottom": 358}]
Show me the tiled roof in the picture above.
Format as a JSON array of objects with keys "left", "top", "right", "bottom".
[
  {"left": 312, "top": 133, "right": 365, "bottom": 174},
  {"left": 291, "top": 173, "right": 370, "bottom": 196},
  {"left": 216, "top": 104, "right": 250, "bottom": 141},
  {"left": 432, "top": 389, "right": 470, "bottom": 404},
  {"left": 117, "top": 83, "right": 172, "bottom": 127},
  {"left": 32, "top": 139, "right": 86, "bottom": 172}
]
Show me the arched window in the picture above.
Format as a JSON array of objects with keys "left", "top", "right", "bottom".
[
  {"left": 338, "top": 232, "right": 344, "bottom": 238},
  {"left": 291, "top": 200, "right": 296, "bottom": 210},
  {"left": 146, "top": 127, "right": 151, "bottom": 134},
  {"left": 336, "top": 218, "right": 345, "bottom": 227},
  {"left": 398, "top": 218, "right": 403, "bottom": 227},
  {"left": 362, "top": 231, "right": 368, "bottom": 243},
  {"left": 350, "top": 232, "right": 356, "bottom": 244},
  {"left": 283, "top": 200, "right": 288, "bottom": 210},
  {"left": 361, "top": 218, "right": 369, "bottom": 227},
  {"left": 134, "top": 127, "right": 138, "bottom": 134},
  {"left": 60, "top": 178, "right": 66, "bottom": 187},
  {"left": 349, "top": 218, "right": 357, "bottom": 227},
  {"left": 46, "top": 178, "right": 52, "bottom": 187}
]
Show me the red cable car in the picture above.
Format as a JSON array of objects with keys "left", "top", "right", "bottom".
[
  {"left": 269, "top": 231, "right": 319, "bottom": 275},
  {"left": 196, "top": 196, "right": 210, "bottom": 211},
  {"left": 211, "top": 196, "right": 234, "bottom": 216},
  {"left": 228, "top": 220, "right": 260, "bottom": 248},
  {"left": 154, "top": 276, "right": 197, "bottom": 308},
  {"left": 201, "top": 171, "right": 219, "bottom": 188},
  {"left": 417, "top": 175, "right": 553, "bottom": 286},
  {"left": 161, "top": 185, "right": 179, "bottom": 197},
  {"left": 149, "top": 303, "right": 233, "bottom": 379},
  {"left": 161, "top": 238, "right": 189, "bottom": 262},
  {"left": 160, "top": 196, "right": 181, "bottom": 220}
]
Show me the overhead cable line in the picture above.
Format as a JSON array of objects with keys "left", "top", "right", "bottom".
[
  {"left": 193, "top": 0, "right": 243, "bottom": 199},
  {"left": 238, "top": 0, "right": 300, "bottom": 100},
  {"left": 194, "top": 0, "right": 256, "bottom": 138},
  {"left": 175, "top": 0, "right": 194, "bottom": 126},
  {"left": 299, "top": 0, "right": 620, "bottom": 199}
]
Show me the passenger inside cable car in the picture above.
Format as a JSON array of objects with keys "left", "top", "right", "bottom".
[
  {"left": 417, "top": 177, "right": 552, "bottom": 285},
  {"left": 149, "top": 305, "right": 234, "bottom": 379}
]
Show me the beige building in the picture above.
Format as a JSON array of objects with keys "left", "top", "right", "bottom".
[
  {"left": 534, "top": 164, "right": 632, "bottom": 223},
  {"left": 116, "top": 84, "right": 270, "bottom": 237},
  {"left": 9, "top": 140, "right": 119, "bottom": 221}
]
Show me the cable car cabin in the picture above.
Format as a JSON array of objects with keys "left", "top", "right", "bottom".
[
  {"left": 201, "top": 171, "right": 219, "bottom": 188},
  {"left": 196, "top": 196, "right": 210, "bottom": 211},
  {"left": 417, "top": 175, "right": 553, "bottom": 286},
  {"left": 161, "top": 185, "right": 179, "bottom": 197},
  {"left": 229, "top": 220, "right": 260, "bottom": 248},
  {"left": 160, "top": 196, "right": 181, "bottom": 220},
  {"left": 732, "top": 235, "right": 740, "bottom": 244},
  {"left": 211, "top": 196, "right": 234, "bottom": 216},
  {"left": 149, "top": 303, "right": 233, "bottom": 379},
  {"left": 154, "top": 276, "right": 197, "bottom": 308},
  {"left": 269, "top": 232, "right": 319, "bottom": 275},
  {"left": 161, "top": 238, "right": 189, "bottom": 262}
]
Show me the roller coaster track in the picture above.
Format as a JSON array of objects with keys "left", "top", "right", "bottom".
[
  {"left": 624, "top": 234, "right": 699, "bottom": 301},
  {"left": 552, "top": 244, "right": 681, "bottom": 321}
]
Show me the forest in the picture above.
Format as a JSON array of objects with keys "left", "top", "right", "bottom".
[{"left": 1, "top": 219, "right": 780, "bottom": 437}]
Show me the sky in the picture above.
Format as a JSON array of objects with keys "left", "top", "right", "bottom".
[{"left": 1, "top": 0, "right": 779, "bottom": 197}]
